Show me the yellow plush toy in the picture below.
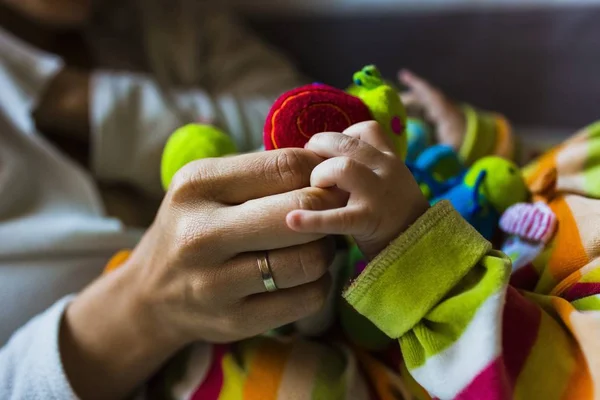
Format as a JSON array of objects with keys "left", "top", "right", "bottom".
[
  {"left": 160, "top": 124, "right": 237, "bottom": 190},
  {"left": 348, "top": 65, "right": 408, "bottom": 159}
]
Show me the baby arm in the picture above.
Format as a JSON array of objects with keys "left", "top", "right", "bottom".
[{"left": 289, "top": 122, "right": 600, "bottom": 399}]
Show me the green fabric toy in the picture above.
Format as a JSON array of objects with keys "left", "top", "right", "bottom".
[
  {"left": 160, "top": 124, "right": 237, "bottom": 190},
  {"left": 349, "top": 65, "right": 408, "bottom": 160},
  {"left": 429, "top": 156, "right": 529, "bottom": 240},
  {"left": 463, "top": 156, "right": 529, "bottom": 214}
]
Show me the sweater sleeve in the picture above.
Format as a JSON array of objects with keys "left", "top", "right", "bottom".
[
  {"left": 90, "top": 71, "right": 283, "bottom": 198},
  {"left": 344, "top": 200, "right": 600, "bottom": 399},
  {"left": 0, "top": 296, "right": 78, "bottom": 400}
]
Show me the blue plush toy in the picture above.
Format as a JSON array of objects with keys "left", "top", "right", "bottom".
[
  {"left": 406, "top": 118, "right": 431, "bottom": 162},
  {"left": 431, "top": 156, "right": 529, "bottom": 240},
  {"left": 431, "top": 167, "right": 499, "bottom": 239},
  {"left": 406, "top": 144, "right": 466, "bottom": 200}
]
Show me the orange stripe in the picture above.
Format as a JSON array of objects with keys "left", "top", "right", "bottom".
[
  {"left": 242, "top": 338, "right": 292, "bottom": 400},
  {"left": 523, "top": 146, "right": 561, "bottom": 204},
  {"left": 552, "top": 298, "right": 595, "bottom": 400},
  {"left": 354, "top": 348, "right": 411, "bottom": 400},
  {"left": 551, "top": 269, "right": 584, "bottom": 298},
  {"left": 560, "top": 343, "right": 594, "bottom": 400},
  {"left": 547, "top": 197, "right": 588, "bottom": 282},
  {"left": 103, "top": 250, "right": 131, "bottom": 274}
]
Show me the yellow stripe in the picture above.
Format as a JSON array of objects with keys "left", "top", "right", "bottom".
[
  {"left": 218, "top": 354, "right": 245, "bottom": 400},
  {"left": 553, "top": 297, "right": 600, "bottom": 398},
  {"left": 513, "top": 311, "right": 574, "bottom": 400}
]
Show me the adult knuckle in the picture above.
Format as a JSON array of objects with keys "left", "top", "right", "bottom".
[
  {"left": 301, "top": 278, "right": 330, "bottom": 315},
  {"left": 169, "top": 160, "right": 217, "bottom": 203},
  {"left": 187, "top": 273, "right": 216, "bottom": 301},
  {"left": 298, "top": 242, "right": 330, "bottom": 283},
  {"left": 271, "top": 149, "right": 309, "bottom": 188},
  {"left": 218, "top": 313, "right": 244, "bottom": 336},
  {"left": 173, "top": 215, "right": 217, "bottom": 256}
]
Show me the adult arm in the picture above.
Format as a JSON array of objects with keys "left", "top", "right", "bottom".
[{"left": 0, "top": 149, "right": 344, "bottom": 400}]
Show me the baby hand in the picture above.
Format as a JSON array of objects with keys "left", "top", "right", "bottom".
[
  {"left": 286, "top": 121, "right": 429, "bottom": 260},
  {"left": 399, "top": 69, "right": 466, "bottom": 151}
]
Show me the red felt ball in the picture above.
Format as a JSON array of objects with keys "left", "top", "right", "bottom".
[{"left": 263, "top": 83, "right": 373, "bottom": 150}]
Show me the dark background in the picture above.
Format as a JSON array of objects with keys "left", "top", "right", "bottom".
[{"left": 244, "top": 6, "right": 600, "bottom": 130}]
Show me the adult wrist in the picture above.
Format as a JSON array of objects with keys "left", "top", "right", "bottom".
[{"left": 60, "top": 256, "right": 185, "bottom": 399}]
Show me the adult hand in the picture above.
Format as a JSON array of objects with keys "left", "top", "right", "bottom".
[{"left": 61, "top": 149, "right": 346, "bottom": 399}]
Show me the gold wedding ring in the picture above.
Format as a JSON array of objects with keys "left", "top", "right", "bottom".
[{"left": 257, "top": 252, "right": 278, "bottom": 292}]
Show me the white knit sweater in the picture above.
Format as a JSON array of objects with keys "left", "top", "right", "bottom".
[{"left": 0, "top": 10, "right": 301, "bottom": 397}]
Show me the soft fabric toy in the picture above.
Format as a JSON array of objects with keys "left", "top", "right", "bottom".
[
  {"left": 499, "top": 201, "right": 557, "bottom": 271},
  {"left": 406, "top": 118, "right": 431, "bottom": 162},
  {"left": 161, "top": 124, "right": 237, "bottom": 190},
  {"left": 500, "top": 201, "right": 557, "bottom": 244},
  {"left": 350, "top": 65, "right": 408, "bottom": 159},
  {"left": 432, "top": 156, "right": 529, "bottom": 240},
  {"left": 263, "top": 83, "right": 372, "bottom": 150},
  {"left": 407, "top": 144, "right": 465, "bottom": 200}
]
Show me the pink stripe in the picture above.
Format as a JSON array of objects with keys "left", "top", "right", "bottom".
[
  {"left": 526, "top": 209, "right": 542, "bottom": 240},
  {"left": 191, "top": 345, "right": 228, "bottom": 400},
  {"left": 534, "top": 209, "right": 546, "bottom": 240},
  {"left": 455, "top": 357, "right": 511, "bottom": 400},
  {"left": 502, "top": 287, "right": 542, "bottom": 389},
  {"left": 512, "top": 206, "right": 526, "bottom": 233},
  {"left": 518, "top": 207, "right": 534, "bottom": 236},
  {"left": 509, "top": 263, "right": 538, "bottom": 291},
  {"left": 563, "top": 282, "right": 600, "bottom": 301},
  {"left": 508, "top": 207, "right": 520, "bottom": 232},
  {"left": 535, "top": 211, "right": 550, "bottom": 241}
]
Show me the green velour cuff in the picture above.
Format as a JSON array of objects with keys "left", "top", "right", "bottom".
[{"left": 343, "top": 201, "right": 492, "bottom": 339}]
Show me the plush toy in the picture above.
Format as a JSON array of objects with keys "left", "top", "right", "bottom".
[
  {"left": 406, "top": 118, "right": 432, "bottom": 162},
  {"left": 161, "top": 124, "right": 237, "bottom": 190},
  {"left": 263, "top": 83, "right": 373, "bottom": 150},
  {"left": 432, "top": 156, "right": 529, "bottom": 240},
  {"left": 499, "top": 201, "right": 557, "bottom": 271},
  {"left": 350, "top": 65, "right": 408, "bottom": 159},
  {"left": 407, "top": 144, "right": 466, "bottom": 200}
]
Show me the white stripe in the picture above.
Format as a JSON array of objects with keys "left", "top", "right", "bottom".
[
  {"left": 410, "top": 289, "right": 506, "bottom": 399},
  {"left": 172, "top": 343, "right": 213, "bottom": 400},
  {"left": 534, "top": 211, "right": 549, "bottom": 241},
  {"left": 529, "top": 209, "right": 543, "bottom": 240},
  {"left": 519, "top": 206, "right": 535, "bottom": 238},
  {"left": 342, "top": 346, "right": 371, "bottom": 400}
]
